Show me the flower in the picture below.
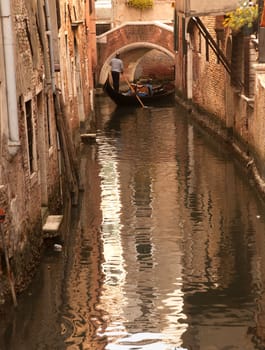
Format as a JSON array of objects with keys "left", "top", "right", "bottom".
[
  {"left": 126, "top": 0, "right": 153, "bottom": 9},
  {"left": 223, "top": 0, "right": 258, "bottom": 33}
]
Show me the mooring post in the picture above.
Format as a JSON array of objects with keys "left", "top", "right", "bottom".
[
  {"left": 259, "top": 0, "right": 265, "bottom": 62},
  {"left": 0, "top": 208, "right": 17, "bottom": 307}
]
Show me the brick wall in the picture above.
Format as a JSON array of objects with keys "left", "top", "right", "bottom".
[
  {"left": 57, "top": 0, "right": 96, "bottom": 135},
  {"left": 179, "top": 15, "right": 256, "bottom": 150},
  {"left": 176, "top": 14, "right": 265, "bottom": 205},
  {"left": 191, "top": 17, "right": 227, "bottom": 122},
  {"left": 135, "top": 49, "right": 175, "bottom": 81},
  {"left": 0, "top": 0, "right": 92, "bottom": 301},
  {"left": 249, "top": 70, "right": 265, "bottom": 177},
  {"left": 0, "top": 0, "right": 63, "bottom": 296}
]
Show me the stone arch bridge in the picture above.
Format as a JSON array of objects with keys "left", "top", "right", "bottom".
[{"left": 96, "top": 21, "right": 174, "bottom": 85}]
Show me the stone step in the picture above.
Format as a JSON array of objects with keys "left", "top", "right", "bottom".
[{"left": 42, "top": 215, "right": 63, "bottom": 238}]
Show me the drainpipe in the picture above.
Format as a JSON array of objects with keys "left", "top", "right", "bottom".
[
  {"left": 37, "top": 0, "right": 51, "bottom": 87},
  {"left": 45, "top": 0, "right": 63, "bottom": 200},
  {"left": 0, "top": 0, "right": 20, "bottom": 148},
  {"left": 45, "top": 0, "right": 56, "bottom": 92}
]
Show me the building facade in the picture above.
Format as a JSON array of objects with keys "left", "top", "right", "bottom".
[
  {"left": 96, "top": 0, "right": 174, "bottom": 34},
  {"left": 0, "top": 0, "right": 96, "bottom": 304},
  {"left": 95, "top": 0, "right": 175, "bottom": 86},
  {"left": 174, "top": 0, "right": 265, "bottom": 186},
  {"left": 174, "top": 1, "right": 265, "bottom": 344}
]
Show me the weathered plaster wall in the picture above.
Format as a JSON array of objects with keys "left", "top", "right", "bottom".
[
  {"left": 0, "top": 0, "right": 61, "bottom": 300},
  {"left": 176, "top": 0, "right": 239, "bottom": 16},
  {"left": 96, "top": 0, "right": 174, "bottom": 27},
  {"left": 0, "top": 0, "right": 96, "bottom": 304},
  {"left": 58, "top": 0, "right": 96, "bottom": 135}
]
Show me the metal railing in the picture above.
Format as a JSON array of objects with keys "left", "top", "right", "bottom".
[{"left": 191, "top": 16, "right": 244, "bottom": 88}]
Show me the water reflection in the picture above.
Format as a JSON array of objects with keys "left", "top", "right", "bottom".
[
  {"left": 95, "top": 104, "right": 189, "bottom": 349},
  {"left": 1, "top": 97, "right": 265, "bottom": 350},
  {"left": 94, "top": 99, "right": 265, "bottom": 350}
]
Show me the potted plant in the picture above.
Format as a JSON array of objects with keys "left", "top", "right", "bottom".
[
  {"left": 126, "top": 0, "right": 153, "bottom": 9},
  {"left": 223, "top": 0, "right": 258, "bottom": 34}
]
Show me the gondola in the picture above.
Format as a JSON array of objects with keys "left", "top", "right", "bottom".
[{"left": 103, "top": 77, "right": 175, "bottom": 107}]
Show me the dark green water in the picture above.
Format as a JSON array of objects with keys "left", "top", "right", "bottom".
[{"left": 1, "top": 96, "right": 265, "bottom": 350}]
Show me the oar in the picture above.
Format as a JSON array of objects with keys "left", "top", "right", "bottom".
[{"left": 123, "top": 76, "right": 146, "bottom": 108}]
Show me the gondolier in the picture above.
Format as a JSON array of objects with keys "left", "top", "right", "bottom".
[
  {"left": 103, "top": 77, "right": 175, "bottom": 107},
  {"left": 110, "top": 52, "right": 124, "bottom": 92}
]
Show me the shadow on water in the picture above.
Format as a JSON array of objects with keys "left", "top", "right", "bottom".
[
  {"left": 105, "top": 106, "right": 134, "bottom": 129},
  {"left": 104, "top": 106, "right": 150, "bottom": 132}
]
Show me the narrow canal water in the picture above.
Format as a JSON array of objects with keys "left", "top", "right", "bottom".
[{"left": 2, "top": 95, "right": 265, "bottom": 350}]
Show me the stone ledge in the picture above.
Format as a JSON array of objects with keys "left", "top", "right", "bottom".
[{"left": 42, "top": 215, "right": 63, "bottom": 236}]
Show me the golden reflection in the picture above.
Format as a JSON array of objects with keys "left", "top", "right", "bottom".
[
  {"left": 98, "top": 137, "right": 129, "bottom": 342},
  {"left": 96, "top": 113, "right": 189, "bottom": 349}
]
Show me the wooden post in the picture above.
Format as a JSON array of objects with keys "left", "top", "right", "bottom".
[
  {"left": 53, "top": 91, "right": 79, "bottom": 205},
  {"left": 259, "top": 0, "right": 265, "bottom": 62},
  {"left": 261, "top": 0, "right": 265, "bottom": 26},
  {"left": 0, "top": 209, "right": 17, "bottom": 307}
]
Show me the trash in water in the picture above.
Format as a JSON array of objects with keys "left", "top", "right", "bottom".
[{"left": 54, "top": 243, "right": 62, "bottom": 252}]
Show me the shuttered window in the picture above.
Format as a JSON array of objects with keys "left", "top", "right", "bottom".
[{"left": 231, "top": 33, "right": 254, "bottom": 97}]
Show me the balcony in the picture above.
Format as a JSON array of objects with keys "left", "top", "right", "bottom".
[{"left": 175, "top": 0, "right": 239, "bottom": 17}]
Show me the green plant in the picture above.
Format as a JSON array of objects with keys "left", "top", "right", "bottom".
[
  {"left": 127, "top": 0, "right": 153, "bottom": 9},
  {"left": 223, "top": 0, "right": 258, "bottom": 32}
]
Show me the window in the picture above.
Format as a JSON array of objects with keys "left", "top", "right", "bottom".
[{"left": 96, "top": 23, "right": 111, "bottom": 35}]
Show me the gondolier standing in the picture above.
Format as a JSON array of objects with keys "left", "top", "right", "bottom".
[{"left": 110, "top": 52, "right": 124, "bottom": 92}]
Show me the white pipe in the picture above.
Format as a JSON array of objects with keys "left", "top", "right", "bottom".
[
  {"left": 186, "top": 33, "right": 193, "bottom": 99},
  {"left": 45, "top": 0, "right": 56, "bottom": 92},
  {"left": 0, "top": 0, "right": 19, "bottom": 142}
]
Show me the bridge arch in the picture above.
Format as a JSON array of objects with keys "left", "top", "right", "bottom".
[
  {"left": 99, "top": 42, "right": 175, "bottom": 85},
  {"left": 96, "top": 22, "right": 175, "bottom": 85}
]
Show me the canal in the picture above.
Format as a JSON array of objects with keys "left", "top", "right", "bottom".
[{"left": 1, "top": 95, "right": 265, "bottom": 349}]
